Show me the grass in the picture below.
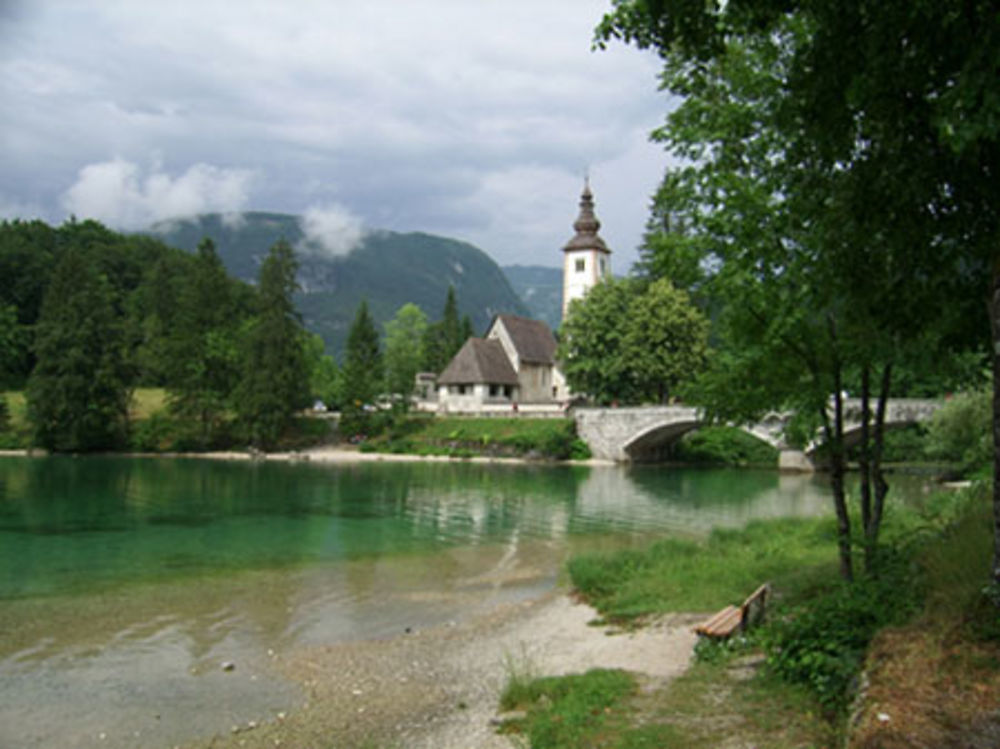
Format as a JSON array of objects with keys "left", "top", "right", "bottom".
[
  {"left": 362, "top": 416, "right": 591, "bottom": 461},
  {"left": 568, "top": 515, "right": 840, "bottom": 622},
  {"left": 498, "top": 668, "right": 644, "bottom": 748},
  {"left": 503, "top": 483, "right": 999, "bottom": 748}
]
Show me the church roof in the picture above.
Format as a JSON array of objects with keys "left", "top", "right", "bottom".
[
  {"left": 563, "top": 180, "right": 610, "bottom": 254},
  {"left": 490, "top": 314, "right": 558, "bottom": 365},
  {"left": 436, "top": 338, "right": 519, "bottom": 386}
]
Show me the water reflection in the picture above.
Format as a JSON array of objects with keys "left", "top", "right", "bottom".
[{"left": 0, "top": 455, "right": 877, "bottom": 748}]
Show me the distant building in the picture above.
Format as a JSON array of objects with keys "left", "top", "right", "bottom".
[
  {"left": 436, "top": 314, "right": 566, "bottom": 413},
  {"left": 562, "top": 179, "right": 612, "bottom": 319},
  {"left": 432, "top": 182, "right": 610, "bottom": 414}
]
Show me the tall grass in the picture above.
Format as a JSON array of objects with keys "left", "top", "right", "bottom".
[{"left": 569, "top": 516, "right": 840, "bottom": 621}]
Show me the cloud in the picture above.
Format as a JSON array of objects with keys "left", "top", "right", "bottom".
[
  {"left": 60, "top": 158, "right": 255, "bottom": 229},
  {"left": 297, "top": 203, "right": 366, "bottom": 258}
]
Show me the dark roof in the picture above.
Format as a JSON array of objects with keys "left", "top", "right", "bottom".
[
  {"left": 491, "top": 315, "right": 557, "bottom": 365},
  {"left": 563, "top": 181, "right": 611, "bottom": 254},
  {"left": 436, "top": 338, "right": 519, "bottom": 386}
]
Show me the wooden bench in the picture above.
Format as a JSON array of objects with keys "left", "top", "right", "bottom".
[{"left": 694, "top": 583, "right": 771, "bottom": 639}]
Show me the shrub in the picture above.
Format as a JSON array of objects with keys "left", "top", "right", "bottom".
[
  {"left": 924, "top": 387, "right": 990, "bottom": 473},
  {"left": 762, "top": 551, "right": 920, "bottom": 712},
  {"left": 671, "top": 426, "right": 778, "bottom": 466}
]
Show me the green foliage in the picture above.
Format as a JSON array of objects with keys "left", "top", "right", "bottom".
[
  {"left": 364, "top": 417, "right": 585, "bottom": 460},
  {"left": 924, "top": 388, "right": 991, "bottom": 473},
  {"left": 421, "top": 285, "right": 466, "bottom": 373},
  {"left": 27, "top": 248, "right": 131, "bottom": 452},
  {"left": 302, "top": 331, "right": 341, "bottom": 407},
  {"left": 499, "top": 668, "right": 636, "bottom": 749},
  {"left": 340, "top": 300, "right": 385, "bottom": 436},
  {"left": 559, "top": 277, "right": 708, "bottom": 404},
  {"left": 163, "top": 238, "right": 246, "bottom": 447},
  {"left": 669, "top": 426, "right": 777, "bottom": 466},
  {"left": 762, "top": 554, "right": 920, "bottom": 712},
  {"left": 235, "top": 240, "right": 310, "bottom": 448},
  {"left": 383, "top": 303, "right": 428, "bottom": 400},
  {"left": 569, "top": 517, "right": 839, "bottom": 622},
  {"left": 0, "top": 394, "right": 8, "bottom": 433}
]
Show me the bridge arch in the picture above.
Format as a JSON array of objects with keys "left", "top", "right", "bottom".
[{"left": 622, "top": 421, "right": 783, "bottom": 462}]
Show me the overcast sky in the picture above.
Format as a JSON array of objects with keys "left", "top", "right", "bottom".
[{"left": 1, "top": 0, "right": 670, "bottom": 270}]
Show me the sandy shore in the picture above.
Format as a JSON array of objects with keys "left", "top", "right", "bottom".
[
  {"left": 0, "top": 444, "right": 616, "bottom": 466},
  {"left": 186, "top": 591, "right": 700, "bottom": 749}
]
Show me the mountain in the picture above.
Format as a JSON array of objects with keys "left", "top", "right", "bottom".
[
  {"left": 502, "top": 264, "right": 564, "bottom": 331},
  {"left": 149, "top": 212, "right": 530, "bottom": 357}
]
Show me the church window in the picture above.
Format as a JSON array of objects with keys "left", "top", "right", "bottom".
[{"left": 575, "top": 258, "right": 585, "bottom": 273}]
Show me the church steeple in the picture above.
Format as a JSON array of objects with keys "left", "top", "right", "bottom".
[{"left": 562, "top": 179, "right": 612, "bottom": 319}]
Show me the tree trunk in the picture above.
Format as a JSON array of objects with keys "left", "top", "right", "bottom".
[
  {"left": 825, "top": 334, "right": 853, "bottom": 582},
  {"left": 859, "top": 365, "right": 872, "bottom": 567},
  {"left": 868, "top": 363, "right": 892, "bottom": 574},
  {"left": 991, "top": 267, "right": 1000, "bottom": 589}
]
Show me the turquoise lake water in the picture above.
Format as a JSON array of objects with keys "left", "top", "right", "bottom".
[{"left": 0, "top": 455, "right": 895, "bottom": 748}]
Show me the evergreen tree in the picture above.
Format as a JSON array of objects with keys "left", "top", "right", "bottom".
[
  {"left": 166, "top": 238, "right": 242, "bottom": 446},
  {"left": 27, "top": 249, "right": 130, "bottom": 451},
  {"left": 342, "top": 299, "right": 384, "bottom": 409},
  {"left": 235, "top": 240, "right": 308, "bottom": 448},
  {"left": 421, "top": 286, "right": 466, "bottom": 372}
]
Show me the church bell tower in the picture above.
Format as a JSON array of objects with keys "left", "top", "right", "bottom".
[{"left": 562, "top": 179, "right": 611, "bottom": 319}]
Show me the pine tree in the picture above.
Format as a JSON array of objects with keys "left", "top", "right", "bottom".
[
  {"left": 27, "top": 248, "right": 130, "bottom": 451},
  {"left": 166, "top": 238, "right": 242, "bottom": 446},
  {"left": 342, "top": 299, "right": 384, "bottom": 409},
  {"left": 235, "top": 240, "right": 308, "bottom": 448}
]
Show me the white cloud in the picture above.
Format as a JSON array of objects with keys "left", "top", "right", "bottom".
[
  {"left": 297, "top": 203, "right": 366, "bottom": 258},
  {"left": 60, "top": 158, "right": 256, "bottom": 229}
]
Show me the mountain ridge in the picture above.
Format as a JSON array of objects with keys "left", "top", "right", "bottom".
[{"left": 147, "top": 212, "right": 533, "bottom": 357}]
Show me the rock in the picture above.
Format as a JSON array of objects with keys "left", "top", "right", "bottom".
[{"left": 221, "top": 661, "right": 236, "bottom": 672}]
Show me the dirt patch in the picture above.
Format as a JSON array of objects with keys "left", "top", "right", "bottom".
[
  {"left": 849, "top": 626, "right": 1000, "bottom": 749},
  {"left": 182, "top": 592, "right": 699, "bottom": 748}
]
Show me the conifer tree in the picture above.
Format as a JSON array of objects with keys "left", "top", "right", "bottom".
[
  {"left": 236, "top": 240, "right": 308, "bottom": 448},
  {"left": 27, "top": 248, "right": 130, "bottom": 451},
  {"left": 342, "top": 299, "right": 383, "bottom": 409},
  {"left": 167, "top": 238, "right": 242, "bottom": 445}
]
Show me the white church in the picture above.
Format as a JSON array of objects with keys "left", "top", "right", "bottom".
[{"left": 432, "top": 180, "right": 612, "bottom": 413}]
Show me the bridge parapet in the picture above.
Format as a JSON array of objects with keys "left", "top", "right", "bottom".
[{"left": 573, "top": 398, "right": 943, "bottom": 465}]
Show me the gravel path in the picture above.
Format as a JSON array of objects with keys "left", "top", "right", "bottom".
[{"left": 189, "top": 591, "right": 700, "bottom": 749}]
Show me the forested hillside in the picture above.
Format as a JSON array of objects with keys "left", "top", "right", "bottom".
[{"left": 150, "top": 213, "right": 530, "bottom": 355}]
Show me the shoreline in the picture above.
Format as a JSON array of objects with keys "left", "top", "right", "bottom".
[
  {"left": 182, "top": 590, "right": 701, "bottom": 749},
  {"left": 0, "top": 445, "right": 617, "bottom": 467}
]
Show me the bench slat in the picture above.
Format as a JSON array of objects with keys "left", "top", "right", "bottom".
[{"left": 694, "top": 604, "right": 741, "bottom": 638}]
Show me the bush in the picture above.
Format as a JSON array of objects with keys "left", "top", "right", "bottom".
[
  {"left": 762, "top": 551, "right": 920, "bottom": 712},
  {"left": 924, "top": 387, "right": 990, "bottom": 473},
  {"left": 671, "top": 426, "right": 778, "bottom": 466}
]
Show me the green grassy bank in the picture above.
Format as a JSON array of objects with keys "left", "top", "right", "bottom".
[
  {"left": 500, "top": 483, "right": 1000, "bottom": 748},
  {"left": 358, "top": 415, "right": 592, "bottom": 461}
]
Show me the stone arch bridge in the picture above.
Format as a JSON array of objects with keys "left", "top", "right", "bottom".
[{"left": 573, "top": 399, "right": 942, "bottom": 469}]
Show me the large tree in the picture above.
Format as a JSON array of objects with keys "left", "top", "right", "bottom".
[
  {"left": 26, "top": 249, "right": 131, "bottom": 451},
  {"left": 236, "top": 240, "right": 309, "bottom": 448},
  {"left": 383, "top": 303, "right": 428, "bottom": 404},
  {"left": 165, "top": 238, "right": 243, "bottom": 446},
  {"left": 598, "top": 0, "right": 993, "bottom": 580},
  {"left": 342, "top": 299, "right": 384, "bottom": 410},
  {"left": 559, "top": 277, "right": 708, "bottom": 405}
]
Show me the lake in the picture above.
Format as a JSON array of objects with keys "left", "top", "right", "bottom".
[{"left": 0, "top": 455, "right": 879, "bottom": 748}]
